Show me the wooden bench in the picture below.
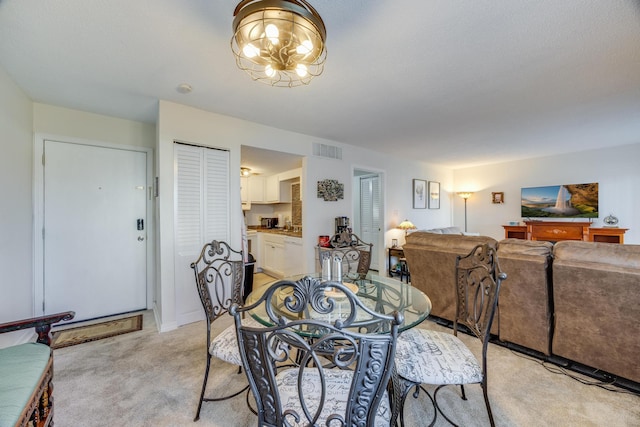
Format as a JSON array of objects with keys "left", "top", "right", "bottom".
[{"left": 0, "top": 312, "right": 75, "bottom": 427}]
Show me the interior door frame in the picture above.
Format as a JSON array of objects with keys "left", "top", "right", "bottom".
[{"left": 33, "top": 134, "right": 155, "bottom": 316}]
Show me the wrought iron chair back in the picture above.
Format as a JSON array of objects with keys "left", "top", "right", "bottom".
[
  {"left": 318, "top": 232, "right": 373, "bottom": 282},
  {"left": 192, "top": 240, "right": 245, "bottom": 327},
  {"left": 454, "top": 244, "right": 505, "bottom": 408},
  {"left": 454, "top": 243, "right": 503, "bottom": 341},
  {"left": 394, "top": 243, "right": 506, "bottom": 427},
  {"left": 191, "top": 239, "right": 247, "bottom": 421},
  {"left": 231, "top": 276, "right": 404, "bottom": 427}
]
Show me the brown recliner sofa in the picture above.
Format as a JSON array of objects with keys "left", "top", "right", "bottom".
[
  {"left": 403, "top": 232, "right": 498, "bottom": 322},
  {"left": 552, "top": 241, "right": 640, "bottom": 384},
  {"left": 497, "top": 238, "right": 554, "bottom": 355},
  {"left": 403, "top": 231, "right": 640, "bottom": 386},
  {"left": 403, "top": 232, "right": 553, "bottom": 354}
]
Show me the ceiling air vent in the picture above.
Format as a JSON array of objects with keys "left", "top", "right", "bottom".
[{"left": 312, "top": 143, "right": 342, "bottom": 160}]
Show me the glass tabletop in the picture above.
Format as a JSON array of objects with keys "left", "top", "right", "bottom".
[{"left": 246, "top": 272, "right": 431, "bottom": 333}]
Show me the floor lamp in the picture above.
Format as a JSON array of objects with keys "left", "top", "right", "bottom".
[{"left": 457, "top": 192, "right": 473, "bottom": 232}]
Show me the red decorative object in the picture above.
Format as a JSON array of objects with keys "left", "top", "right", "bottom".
[{"left": 318, "top": 235, "right": 331, "bottom": 247}]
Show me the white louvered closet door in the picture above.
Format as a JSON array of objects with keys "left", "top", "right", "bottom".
[
  {"left": 174, "top": 143, "right": 230, "bottom": 326},
  {"left": 359, "top": 175, "right": 381, "bottom": 271}
]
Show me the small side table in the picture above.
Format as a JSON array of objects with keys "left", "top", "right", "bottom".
[{"left": 388, "top": 247, "right": 410, "bottom": 283}]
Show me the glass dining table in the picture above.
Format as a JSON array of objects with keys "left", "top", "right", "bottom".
[
  {"left": 245, "top": 272, "right": 432, "bottom": 335},
  {"left": 244, "top": 272, "right": 431, "bottom": 425}
]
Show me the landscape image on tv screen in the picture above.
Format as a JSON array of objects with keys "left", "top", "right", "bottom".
[{"left": 521, "top": 183, "right": 598, "bottom": 218}]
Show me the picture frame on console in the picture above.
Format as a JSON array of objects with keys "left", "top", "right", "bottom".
[{"left": 413, "top": 179, "right": 427, "bottom": 209}]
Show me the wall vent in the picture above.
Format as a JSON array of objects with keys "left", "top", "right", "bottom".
[{"left": 312, "top": 143, "right": 342, "bottom": 160}]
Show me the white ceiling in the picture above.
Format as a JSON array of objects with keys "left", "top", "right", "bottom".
[{"left": 1, "top": 0, "right": 639, "bottom": 169}]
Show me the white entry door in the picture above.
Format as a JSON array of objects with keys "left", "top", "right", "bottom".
[{"left": 43, "top": 140, "right": 147, "bottom": 322}]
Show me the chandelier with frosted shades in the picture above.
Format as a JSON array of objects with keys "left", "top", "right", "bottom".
[{"left": 231, "top": 0, "right": 327, "bottom": 87}]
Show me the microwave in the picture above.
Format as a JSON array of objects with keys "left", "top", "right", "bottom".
[{"left": 261, "top": 217, "right": 278, "bottom": 229}]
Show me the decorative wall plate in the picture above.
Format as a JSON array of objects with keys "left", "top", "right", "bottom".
[{"left": 317, "top": 179, "right": 344, "bottom": 201}]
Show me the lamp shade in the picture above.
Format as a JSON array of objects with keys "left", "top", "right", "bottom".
[
  {"left": 231, "top": 0, "right": 327, "bottom": 87},
  {"left": 397, "top": 220, "right": 417, "bottom": 231},
  {"left": 457, "top": 192, "right": 473, "bottom": 200}
]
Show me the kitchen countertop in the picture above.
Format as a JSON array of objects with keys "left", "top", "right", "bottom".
[{"left": 249, "top": 227, "right": 302, "bottom": 238}]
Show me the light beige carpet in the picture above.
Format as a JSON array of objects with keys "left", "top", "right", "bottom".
[
  {"left": 51, "top": 314, "right": 143, "bottom": 349},
  {"left": 52, "top": 303, "right": 639, "bottom": 426},
  {"left": 253, "top": 272, "right": 277, "bottom": 288}
]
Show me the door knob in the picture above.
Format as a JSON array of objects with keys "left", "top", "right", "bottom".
[{"left": 138, "top": 236, "right": 145, "bottom": 241}]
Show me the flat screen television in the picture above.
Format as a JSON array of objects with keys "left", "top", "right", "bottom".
[{"left": 521, "top": 183, "right": 598, "bottom": 218}]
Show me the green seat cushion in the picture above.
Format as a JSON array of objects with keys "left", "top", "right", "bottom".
[{"left": 0, "top": 342, "right": 51, "bottom": 426}]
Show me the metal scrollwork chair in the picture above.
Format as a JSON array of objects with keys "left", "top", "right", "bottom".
[
  {"left": 192, "top": 239, "right": 257, "bottom": 422},
  {"left": 394, "top": 243, "right": 507, "bottom": 427},
  {"left": 318, "top": 232, "right": 373, "bottom": 283},
  {"left": 230, "top": 276, "right": 404, "bottom": 427}
]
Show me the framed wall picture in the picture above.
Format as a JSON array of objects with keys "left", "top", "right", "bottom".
[
  {"left": 413, "top": 179, "right": 427, "bottom": 209},
  {"left": 492, "top": 192, "right": 504, "bottom": 204},
  {"left": 428, "top": 181, "right": 440, "bottom": 209}
]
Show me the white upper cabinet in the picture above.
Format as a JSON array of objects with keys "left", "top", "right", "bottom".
[
  {"left": 249, "top": 176, "right": 265, "bottom": 203},
  {"left": 248, "top": 168, "right": 300, "bottom": 204},
  {"left": 266, "top": 175, "right": 280, "bottom": 203}
]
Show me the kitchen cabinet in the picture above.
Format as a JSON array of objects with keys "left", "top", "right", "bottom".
[
  {"left": 279, "top": 168, "right": 301, "bottom": 202},
  {"left": 266, "top": 175, "right": 280, "bottom": 203},
  {"left": 265, "top": 175, "right": 295, "bottom": 203},
  {"left": 261, "top": 233, "right": 285, "bottom": 278},
  {"left": 284, "top": 236, "right": 304, "bottom": 277},
  {"left": 249, "top": 169, "right": 300, "bottom": 204},
  {"left": 249, "top": 176, "right": 265, "bottom": 203},
  {"left": 258, "top": 233, "right": 304, "bottom": 278}
]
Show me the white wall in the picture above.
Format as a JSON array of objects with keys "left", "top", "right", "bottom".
[
  {"left": 33, "top": 103, "right": 155, "bottom": 148},
  {"left": 0, "top": 72, "right": 158, "bottom": 347},
  {"left": 155, "top": 101, "right": 453, "bottom": 331},
  {"left": 0, "top": 66, "right": 34, "bottom": 344},
  {"left": 3, "top": 74, "right": 637, "bottom": 340},
  {"left": 453, "top": 143, "right": 640, "bottom": 244}
]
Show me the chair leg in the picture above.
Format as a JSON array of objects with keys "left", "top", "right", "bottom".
[
  {"left": 433, "top": 385, "right": 461, "bottom": 427},
  {"left": 482, "top": 383, "right": 496, "bottom": 427},
  {"left": 194, "top": 355, "right": 249, "bottom": 422},
  {"left": 460, "top": 384, "right": 467, "bottom": 400},
  {"left": 194, "top": 354, "right": 212, "bottom": 421},
  {"left": 397, "top": 380, "right": 437, "bottom": 427},
  {"left": 433, "top": 383, "right": 494, "bottom": 427}
]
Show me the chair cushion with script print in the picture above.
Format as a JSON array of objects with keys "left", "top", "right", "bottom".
[
  {"left": 209, "top": 317, "right": 261, "bottom": 366},
  {"left": 276, "top": 368, "right": 391, "bottom": 427},
  {"left": 395, "top": 328, "right": 482, "bottom": 385}
]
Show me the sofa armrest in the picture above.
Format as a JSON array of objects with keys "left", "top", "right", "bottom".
[{"left": 0, "top": 312, "right": 75, "bottom": 346}]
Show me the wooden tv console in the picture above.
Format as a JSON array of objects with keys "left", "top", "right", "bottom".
[{"left": 503, "top": 221, "right": 628, "bottom": 244}]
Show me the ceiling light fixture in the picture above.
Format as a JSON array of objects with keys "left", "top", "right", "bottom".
[
  {"left": 231, "top": 0, "right": 327, "bottom": 87},
  {"left": 240, "top": 167, "right": 252, "bottom": 176}
]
